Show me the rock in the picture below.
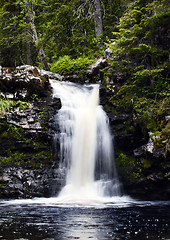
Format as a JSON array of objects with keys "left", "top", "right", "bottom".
[
  {"left": 0, "top": 65, "right": 53, "bottom": 97},
  {"left": 86, "top": 57, "right": 107, "bottom": 77},
  {"left": 165, "top": 115, "right": 170, "bottom": 121},
  {"left": 40, "top": 69, "right": 64, "bottom": 81},
  {"left": 0, "top": 64, "right": 66, "bottom": 199},
  {"left": 104, "top": 48, "right": 112, "bottom": 59},
  {"left": 0, "top": 65, "right": 2, "bottom": 78},
  {"left": 63, "top": 74, "right": 84, "bottom": 84},
  {"left": 0, "top": 167, "right": 54, "bottom": 198},
  {"left": 5, "top": 99, "right": 48, "bottom": 134},
  {"left": 103, "top": 42, "right": 115, "bottom": 59}
]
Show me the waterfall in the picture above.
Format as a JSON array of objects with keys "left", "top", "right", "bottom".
[{"left": 50, "top": 80, "right": 121, "bottom": 203}]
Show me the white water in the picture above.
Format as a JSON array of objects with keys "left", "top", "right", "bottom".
[{"left": 50, "top": 80, "right": 122, "bottom": 204}]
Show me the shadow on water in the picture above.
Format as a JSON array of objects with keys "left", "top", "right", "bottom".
[{"left": 0, "top": 200, "right": 170, "bottom": 240}]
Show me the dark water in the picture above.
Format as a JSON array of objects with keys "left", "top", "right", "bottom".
[{"left": 0, "top": 200, "right": 170, "bottom": 240}]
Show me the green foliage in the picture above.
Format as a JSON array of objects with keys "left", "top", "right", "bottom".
[
  {"left": 0, "top": 0, "right": 125, "bottom": 66},
  {"left": 153, "top": 121, "right": 170, "bottom": 158},
  {"left": 0, "top": 149, "right": 52, "bottom": 168},
  {"left": 7, "top": 124, "right": 24, "bottom": 139},
  {"left": 15, "top": 100, "right": 29, "bottom": 110},
  {"left": 117, "top": 153, "right": 134, "bottom": 165},
  {"left": 132, "top": 169, "right": 143, "bottom": 179},
  {"left": 0, "top": 0, "right": 33, "bottom": 66},
  {"left": 31, "top": 94, "right": 39, "bottom": 101},
  {"left": 106, "top": 0, "right": 170, "bottom": 154},
  {"left": 0, "top": 99, "right": 15, "bottom": 114},
  {"left": 116, "top": 152, "right": 144, "bottom": 182},
  {"left": 51, "top": 55, "right": 95, "bottom": 76},
  {"left": 0, "top": 151, "right": 24, "bottom": 166},
  {"left": 107, "top": 0, "right": 169, "bottom": 89},
  {"left": 0, "top": 98, "right": 29, "bottom": 115}
]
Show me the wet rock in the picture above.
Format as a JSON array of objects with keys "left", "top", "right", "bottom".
[
  {"left": 0, "top": 66, "right": 62, "bottom": 199},
  {"left": 5, "top": 100, "right": 47, "bottom": 134},
  {"left": 104, "top": 48, "right": 112, "bottom": 59},
  {"left": 40, "top": 69, "right": 63, "bottom": 81},
  {"left": 63, "top": 75, "right": 84, "bottom": 84},
  {"left": 127, "top": 173, "right": 170, "bottom": 200},
  {"left": 0, "top": 65, "right": 54, "bottom": 97},
  {"left": 0, "top": 167, "right": 54, "bottom": 198},
  {"left": 0, "top": 65, "right": 2, "bottom": 78},
  {"left": 133, "top": 132, "right": 162, "bottom": 157},
  {"left": 165, "top": 115, "right": 170, "bottom": 121},
  {"left": 86, "top": 57, "right": 107, "bottom": 77}
]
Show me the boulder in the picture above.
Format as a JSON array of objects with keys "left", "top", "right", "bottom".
[
  {"left": 0, "top": 65, "right": 57, "bottom": 97},
  {"left": 86, "top": 57, "right": 107, "bottom": 77}
]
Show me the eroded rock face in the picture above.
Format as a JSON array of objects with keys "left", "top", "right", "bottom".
[
  {"left": 0, "top": 168, "right": 51, "bottom": 198},
  {"left": 100, "top": 86, "right": 170, "bottom": 200},
  {"left": 86, "top": 57, "right": 107, "bottom": 81},
  {"left": 6, "top": 102, "right": 44, "bottom": 133},
  {"left": 0, "top": 65, "right": 62, "bottom": 199},
  {"left": 0, "top": 65, "right": 58, "bottom": 98}
]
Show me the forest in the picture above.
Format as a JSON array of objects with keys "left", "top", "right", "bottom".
[{"left": 0, "top": 0, "right": 170, "bottom": 200}]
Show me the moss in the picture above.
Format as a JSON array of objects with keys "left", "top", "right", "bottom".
[
  {"left": 39, "top": 109, "right": 49, "bottom": 131},
  {"left": 0, "top": 151, "right": 24, "bottom": 166},
  {"left": 0, "top": 118, "right": 51, "bottom": 169},
  {"left": 153, "top": 121, "right": 170, "bottom": 158},
  {"left": 16, "top": 100, "right": 29, "bottom": 110},
  {"left": 142, "top": 159, "right": 152, "bottom": 168},
  {"left": 164, "top": 172, "right": 170, "bottom": 181},
  {"left": 0, "top": 149, "right": 52, "bottom": 169},
  {"left": 116, "top": 153, "right": 136, "bottom": 182},
  {"left": 7, "top": 124, "right": 24, "bottom": 140},
  {"left": 0, "top": 98, "right": 29, "bottom": 116},
  {"left": 116, "top": 152, "right": 153, "bottom": 182},
  {"left": 31, "top": 94, "right": 39, "bottom": 101},
  {"left": 132, "top": 169, "right": 143, "bottom": 179}
]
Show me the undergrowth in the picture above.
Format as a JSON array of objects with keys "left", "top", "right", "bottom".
[{"left": 51, "top": 55, "right": 95, "bottom": 76}]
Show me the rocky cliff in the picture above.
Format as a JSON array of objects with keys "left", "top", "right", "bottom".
[
  {"left": 0, "top": 64, "right": 169, "bottom": 200},
  {"left": 0, "top": 65, "right": 62, "bottom": 198},
  {"left": 100, "top": 80, "right": 170, "bottom": 200}
]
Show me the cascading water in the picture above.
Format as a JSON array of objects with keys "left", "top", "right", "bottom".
[{"left": 50, "top": 80, "right": 121, "bottom": 203}]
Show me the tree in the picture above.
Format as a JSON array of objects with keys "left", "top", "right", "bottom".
[
  {"left": 25, "top": 0, "right": 50, "bottom": 70},
  {"left": 107, "top": 0, "right": 169, "bottom": 96},
  {"left": 73, "top": 0, "right": 103, "bottom": 39},
  {"left": 0, "top": 0, "right": 21, "bottom": 66},
  {"left": 0, "top": 0, "right": 125, "bottom": 66},
  {"left": 93, "top": 0, "right": 103, "bottom": 39},
  {"left": 0, "top": 0, "right": 37, "bottom": 66},
  {"left": 0, "top": 0, "right": 50, "bottom": 69}
]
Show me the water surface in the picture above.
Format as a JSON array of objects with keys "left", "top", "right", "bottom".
[{"left": 0, "top": 199, "right": 170, "bottom": 240}]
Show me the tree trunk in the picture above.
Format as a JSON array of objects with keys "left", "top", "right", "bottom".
[
  {"left": 93, "top": 0, "right": 103, "bottom": 39},
  {"left": 25, "top": 1, "right": 50, "bottom": 70},
  {"left": 26, "top": 24, "right": 31, "bottom": 65},
  {"left": 26, "top": 40, "right": 31, "bottom": 65}
]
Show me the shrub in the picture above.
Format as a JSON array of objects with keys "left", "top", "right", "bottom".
[{"left": 51, "top": 55, "right": 94, "bottom": 76}]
